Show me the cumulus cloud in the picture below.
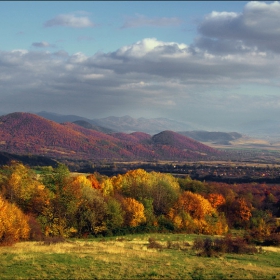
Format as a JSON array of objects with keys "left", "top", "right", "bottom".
[
  {"left": 44, "top": 13, "right": 94, "bottom": 28},
  {"left": 121, "top": 14, "right": 183, "bottom": 28},
  {"left": 196, "top": 1, "right": 280, "bottom": 54},
  {"left": 113, "top": 38, "right": 188, "bottom": 58}
]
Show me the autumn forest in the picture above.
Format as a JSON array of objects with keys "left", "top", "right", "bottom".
[{"left": 1, "top": 161, "right": 280, "bottom": 247}]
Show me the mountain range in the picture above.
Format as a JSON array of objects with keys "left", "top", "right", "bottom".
[
  {"left": 34, "top": 111, "right": 280, "bottom": 140},
  {"left": 0, "top": 112, "right": 222, "bottom": 162},
  {"left": 34, "top": 111, "right": 246, "bottom": 143},
  {"left": 36, "top": 111, "right": 195, "bottom": 134}
]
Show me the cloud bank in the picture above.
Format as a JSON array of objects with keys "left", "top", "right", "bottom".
[
  {"left": 196, "top": 1, "right": 280, "bottom": 54},
  {"left": 1, "top": 2, "right": 280, "bottom": 130}
]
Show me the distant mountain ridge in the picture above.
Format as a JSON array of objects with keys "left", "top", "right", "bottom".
[
  {"left": 72, "top": 120, "right": 114, "bottom": 134},
  {"left": 36, "top": 111, "right": 114, "bottom": 134},
  {"left": 0, "top": 112, "right": 222, "bottom": 162},
  {"left": 93, "top": 115, "right": 194, "bottom": 134},
  {"left": 36, "top": 111, "right": 194, "bottom": 134}
]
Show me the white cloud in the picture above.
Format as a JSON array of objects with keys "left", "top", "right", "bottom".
[
  {"left": 197, "top": 1, "right": 280, "bottom": 54},
  {"left": 121, "top": 14, "right": 183, "bottom": 29},
  {"left": 115, "top": 38, "right": 188, "bottom": 58},
  {"left": 44, "top": 13, "right": 94, "bottom": 28},
  {"left": 32, "top": 41, "right": 53, "bottom": 48}
]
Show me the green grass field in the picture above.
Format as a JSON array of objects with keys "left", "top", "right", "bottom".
[{"left": 1, "top": 233, "right": 280, "bottom": 279}]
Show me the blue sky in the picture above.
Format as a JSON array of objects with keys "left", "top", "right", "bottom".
[{"left": 1, "top": 1, "right": 280, "bottom": 133}]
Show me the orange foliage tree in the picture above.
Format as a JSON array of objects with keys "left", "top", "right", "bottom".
[
  {"left": 169, "top": 191, "right": 228, "bottom": 234},
  {"left": 223, "top": 197, "right": 253, "bottom": 228},
  {"left": 207, "top": 193, "right": 226, "bottom": 209},
  {"left": 87, "top": 174, "right": 102, "bottom": 190}
]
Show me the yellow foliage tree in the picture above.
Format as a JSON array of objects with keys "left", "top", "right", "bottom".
[
  {"left": 100, "top": 178, "right": 114, "bottom": 196},
  {"left": 0, "top": 162, "right": 49, "bottom": 213},
  {"left": 121, "top": 197, "right": 146, "bottom": 227},
  {"left": 0, "top": 196, "right": 30, "bottom": 245},
  {"left": 111, "top": 169, "right": 151, "bottom": 198},
  {"left": 111, "top": 169, "right": 180, "bottom": 216}
]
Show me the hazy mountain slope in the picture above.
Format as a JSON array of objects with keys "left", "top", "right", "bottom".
[
  {"left": 36, "top": 112, "right": 193, "bottom": 134},
  {"left": 93, "top": 115, "right": 194, "bottom": 134},
  {"left": 179, "top": 131, "right": 242, "bottom": 145},
  {"left": 72, "top": 120, "right": 114, "bottom": 134},
  {"left": 36, "top": 111, "right": 92, "bottom": 123},
  {"left": 237, "top": 119, "right": 280, "bottom": 139},
  {"left": 0, "top": 112, "right": 222, "bottom": 161}
]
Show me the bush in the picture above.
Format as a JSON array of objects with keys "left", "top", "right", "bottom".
[
  {"left": 28, "top": 215, "right": 44, "bottom": 241},
  {"left": 148, "top": 237, "right": 163, "bottom": 250},
  {"left": 192, "top": 235, "right": 258, "bottom": 257},
  {"left": 244, "top": 229, "right": 280, "bottom": 246},
  {"left": 223, "top": 235, "right": 257, "bottom": 254},
  {"left": 158, "top": 215, "right": 174, "bottom": 232},
  {"left": 43, "top": 236, "right": 66, "bottom": 245},
  {"left": 263, "top": 233, "right": 280, "bottom": 246},
  {"left": 192, "top": 237, "right": 204, "bottom": 251}
]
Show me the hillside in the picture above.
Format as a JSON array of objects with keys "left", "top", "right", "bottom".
[{"left": 0, "top": 112, "right": 222, "bottom": 161}]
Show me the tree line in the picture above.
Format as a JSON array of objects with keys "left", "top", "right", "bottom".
[{"left": 0, "top": 161, "right": 279, "bottom": 245}]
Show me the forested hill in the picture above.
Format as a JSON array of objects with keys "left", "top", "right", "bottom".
[{"left": 0, "top": 112, "right": 223, "bottom": 161}]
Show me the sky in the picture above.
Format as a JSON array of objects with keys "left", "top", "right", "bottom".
[{"left": 1, "top": 1, "right": 280, "bottom": 132}]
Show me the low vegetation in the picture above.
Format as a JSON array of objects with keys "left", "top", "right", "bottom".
[{"left": 0, "top": 233, "right": 280, "bottom": 279}]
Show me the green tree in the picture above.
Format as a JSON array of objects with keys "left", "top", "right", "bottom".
[{"left": 105, "top": 197, "right": 124, "bottom": 232}]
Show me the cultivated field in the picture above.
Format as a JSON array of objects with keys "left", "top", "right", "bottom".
[{"left": 1, "top": 233, "right": 280, "bottom": 279}]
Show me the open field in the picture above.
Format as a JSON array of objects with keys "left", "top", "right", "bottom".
[
  {"left": 1, "top": 233, "right": 280, "bottom": 279},
  {"left": 202, "top": 136, "right": 280, "bottom": 151}
]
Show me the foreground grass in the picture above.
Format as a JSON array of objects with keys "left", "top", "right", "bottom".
[{"left": 0, "top": 233, "right": 280, "bottom": 279}]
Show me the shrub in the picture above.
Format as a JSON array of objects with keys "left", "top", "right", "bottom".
[
  {"left": 263, "top": 233, "right": 280, "bottom": 246},
  {"left": 43, "top": 236, "right": 65, "bottom": 245},
  {"left": 192, "top": 237, "right": 204, "bottom": 251},
  {"left": 158, "top": 215, "right": 174, "bottom": 232},
  {"left": 148, "top": 237, "right": 163, "bottom": 250},
  {"left": 28, "top": 215, "right": 44, "bottom": 241},
  {"left": 192, "top": 235, "right": 258, "bottom": 257}
]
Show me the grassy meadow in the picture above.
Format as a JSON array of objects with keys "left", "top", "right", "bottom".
[{"left": 0, "top": 233, "right": 280, "bottom": 279}]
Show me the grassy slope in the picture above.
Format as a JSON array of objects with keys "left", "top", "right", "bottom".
[{"left": 0, "top": 233, "right": 279, "bottom": 279}]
